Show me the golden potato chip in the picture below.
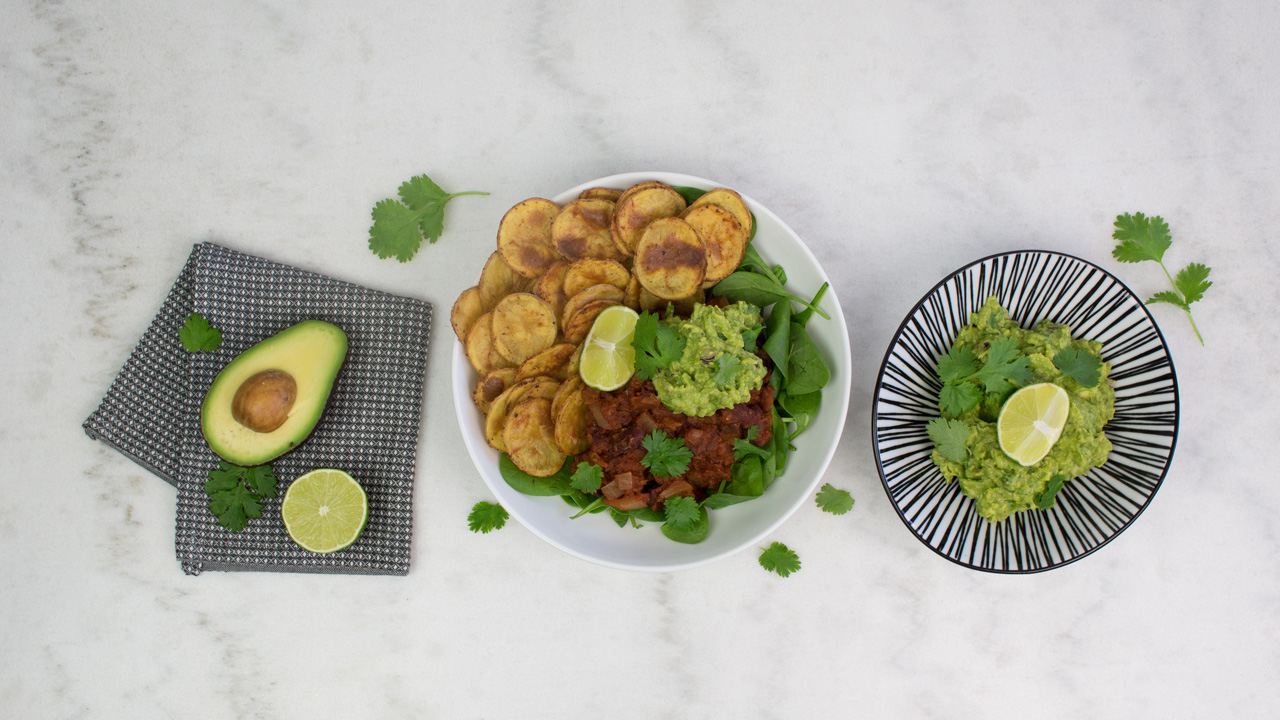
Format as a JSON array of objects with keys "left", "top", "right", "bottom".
[
  {"left": 554, "top": 386, "right": 591, "bottom": 455},
  {"left": 578, "top": 187, "right": 623, "bottom": 202},
  {"left": 451, "top": 286, "right": 484, "bottom": 343},
  {"left": 484, "top": 375, "right": 556, "bottom": 451},
  {"left": 517, "top": 343, "right": 577, "bottom": 382},
  {"left": 497, "top": 197, "right": 561, "bottom": 279},
  {"left": 503, "top": 397, "right": 566, "bottom": 477},
  {"left": 552, "top": 198, "right": 623, "bottom": 262},
  {"left": 683, "top": 203, "right": 747, "bottom": 289},
  {"left": 614, "top": 181, "right": 669, "bottom": 208},
  {"left": 552, "top": 375, "right": 584, "bottom": 427},
  {"left": 563, "top": 258, "right": 630, "bottom": 299},
  {"left": 688, "top": 187, "right": 752, "bottom": 240},
  {"left": 532, "top": 259, "right": 571, "bottom": 323},
  {"left": 638, "top": 287, "right": 704, "bottom": 315},
  {"left": 624, "top": 273, "right": 642, "bottom": 310},
  {"left": 491, "top": 293, "right": 558, "bottom": 365},
  {"left": 478, "top": 251, "right": 529, "bottom": 311},
  {"left": 610, "top": 184, "right": 686, "bottom": 257},
  {"left": 634, "top": 217, "right": 707, "bottom": 300},
  {"left": 472, "top": 367, "right": 517, "bottom": 413},
  {"left": 565, "top": 344, "right": 583, "bottom": 385},
  {"left": 563, "top": 299, "right": 619, "bottom": 345},
  {"left": 561, "top": 283, "right": 626, "bottom": 329},
  {"left": 466, "top": 312, "right": 515, "bottom": 375}
]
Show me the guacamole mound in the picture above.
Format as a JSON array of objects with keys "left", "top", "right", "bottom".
[
  {"left": 932, "top": 297, "right": 1115, "bottom": 522},
  {"left": 654, "top": 302, "right": 766, "bottom": 417}
]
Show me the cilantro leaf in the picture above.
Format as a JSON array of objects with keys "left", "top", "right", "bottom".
[
  {"left": 368, "top": 173, "right": 488, "bottom": 262},
  {"left": 631, "top": 312, "right": 686, "bottom": 381},
  {"left": 640, "top": 430, "right": 692, "bottom": 478},
  {"left": 1034, "top": 474, "right": 1067, "bottom": 509},
  {"left": 208, "top": 482, "right": 262, "bottom": 533},
  {"left": 927, "top": 417, "right": 970, "bottom": 462},
  {"left": 468, "top": 501, "right": 509, "bottom": 533},
  {"left": 204, "top": 461, "right": 275, "bottom": 532},
  {"left": 242, "top": 464, "right": 278, "bottom": 499},
  {"left": 662, "top": 495, "right": 701, "bottom": 530},
  {"left": 570, "top": 462, "right": 604, "bottom": 494},
  {"left": 1111, "top": 212, "right": 1171, "bottom": 264},
  {"left": 939, "top": 380, "right": 982, "bottom": 417},
  {"left": 1052, "top": 347, "right": 1102, "bottom": 387},
  {"left": 936, "top": 345, "right": 979, "bottom": 384},
  {"left": 1175, "top": 262, "right": 1212, "bottom": 305},
  {"left": 713, "top": 354, "right": 742, "bottom": 387},
  {"left": 1110, "top": 212, "right": 1209, "bottom": 344},
  {"left": 815, "top": 483, "right": 854, "bottom": 515},
  {"left": 179, "top": 313, "right": 222, "bottom": 352},
  {"left": 970, "top": 337, "right": 1032, "bottom": 394},
  {"left": 758, "top": 541, "right": 801, "bottom": 577}
]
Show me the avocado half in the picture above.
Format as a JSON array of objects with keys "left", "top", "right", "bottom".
[{"left": 200, "top": 320, "right": 348, "bottom": 466}]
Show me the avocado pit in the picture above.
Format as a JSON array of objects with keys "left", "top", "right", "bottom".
[{"left": 231, "top": 369, "right": 297, "bottom": 433}]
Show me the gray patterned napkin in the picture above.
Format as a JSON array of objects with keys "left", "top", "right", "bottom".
[{"left": 85, "top": 242, "right": 432, "bottom": 576}]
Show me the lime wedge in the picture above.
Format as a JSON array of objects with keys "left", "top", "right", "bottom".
[
  {"left": 579, "top": 305, "right": 639, "bottom": 391},
  {"left": 281, "top": 469, "right": 368, "bottom": 553},
  {"left": 997, "top": 383, "right": 1070, "bottom": 466}
]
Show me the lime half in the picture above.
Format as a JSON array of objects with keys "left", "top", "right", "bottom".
[
  {"left": 579, "top": 305, "right": 639, "bottom": 391},
  {"left": 998, "top": 383, "right": 1070, "bottom": 466},
  {"left": 282, "top": 469, "right": 369, "bottom": 553}
]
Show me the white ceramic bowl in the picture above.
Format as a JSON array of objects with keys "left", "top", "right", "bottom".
[{"left": 452, "top": 172, "right": 851, "bottom": 571}]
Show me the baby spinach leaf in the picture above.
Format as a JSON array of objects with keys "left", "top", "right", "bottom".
[{"left": 785, "top": 323, "right": 831, "bottom": 396}]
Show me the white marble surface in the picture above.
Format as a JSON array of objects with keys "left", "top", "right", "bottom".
[{"left": 3, "top": 1, "right": 1277, "bottom": 717}]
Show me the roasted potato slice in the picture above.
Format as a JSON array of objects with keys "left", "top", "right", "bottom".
[
  {"left": 561, "top": 283, "right": 626, "bottom": 329},
  {"left": 478, "top": 251, "right": 529, "bottom": 311},
  {"left": 491, "top": 293, "right": 558, "bottom": 366},
  {"left": 465, "top": 312, "right": 514, "bottom": 375},
  {"left": 578, "top": 186, "right": 623, "bottom": 202},
  {"left": 451, "top": 286, "right": 484, "bottom": 343},
  {"left": 483, "top": 375, "right": 559, "bottom": 451},
  {"left": 552, "top": 374, "right": 584, "bottom": 423},
  {"left": 497, "top": 198, "right": 561, "bottom": 279},
  {"left": 687, "top": 187, "right": 752, "bottom": 240},
  {"left": 517, "top": 343, "right": 577, "bottom": 382},
  {"left": 554, "top": 385, "right": 591, "bottom": 455},
  {"left": 614, "top": 181, "right": 669, "bottom": 208},
  {"left": 639, "top": 287, "right": 704, "bottom": 315},
  {"left": 532, "top": 259, "right": 571, "bottom": 323},
  {"left": 563, "top": 258, "right": 630, "bottom": 299},
  {"left": 563, "top": 299, "right": 619, "bottom": 345},
  {"left": 683, "top": 203, "right": 747, "bottom": 289},
  {"left": 503, "top": 397, "right": 566, "bottom": 477},
  {"left": 611, "top": 184, "right": 686, "bottom": 257},
  {"left": 472, "top": 367, "right": 517, "bottom": 413},
  {"left": 624, "top": 273, "right": 642, "bottom": 310},
  {"left": 552, "top": 198, "right": 623, "bottom": 262},
  {"left": 634, "top": 217, "right": 707, "bottom": 300}
]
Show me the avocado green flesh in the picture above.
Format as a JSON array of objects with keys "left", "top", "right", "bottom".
[{"left": 200, "top": 320, "right": 348, "bottom": 466}]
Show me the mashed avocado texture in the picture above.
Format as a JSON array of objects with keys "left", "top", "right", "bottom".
[
  {"left": 654, "top": 302, "right": 766, "bottom": 417},
  {"left": 932, "top": 297, "right": 1115, "bottom": 522}
]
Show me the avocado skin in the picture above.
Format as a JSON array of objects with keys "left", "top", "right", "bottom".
[{"left": 200, "top": 320, "right": 348, "bottom": 466}]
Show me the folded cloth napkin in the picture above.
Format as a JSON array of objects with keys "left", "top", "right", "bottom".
[{"left": 85, "top": 242, "right": 431, "bottom": 575}]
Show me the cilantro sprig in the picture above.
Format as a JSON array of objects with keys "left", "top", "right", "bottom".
[
  {"left": 926, "top": 417, "right": 971, "bottom": 462},
  {"left": 468, "top": 501, "right": 509, "bottom": 533},
  {"left": 569, "top": 462, "right": 604, "bottom": 494},
  {"left": 631, "top": 311, "right": 686, "bottom": 381},
  {"left": 368, "top": 174, "right": 488, "bottom": 262},
  {"left": 1111, "top": 212, "right": 1211, "bottom": 345},
  {"left": 935, "top": 337, "right": 1032, "bottom": 416},
  {"left": 758, "top": 542, "right": 801, "bottom": 577},
  {"left": 179, "top": 312, "right": 222, "bottom": 352},
  {"left": 204, "top": 461, "right": 277, "bottom": 532},
  {"left": 1052, "top": 347, "right": 1102, "bottom": 387},
  {"left": 815, "top": 483, "right": 855, "bottom": 515},
  {"left": 640, "top": 430, "right": 693, "bottom": 478}
]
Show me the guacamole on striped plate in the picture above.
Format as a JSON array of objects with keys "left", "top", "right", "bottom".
[{"left": 929, "top": 297, "right": 1115, "bottom": 522}]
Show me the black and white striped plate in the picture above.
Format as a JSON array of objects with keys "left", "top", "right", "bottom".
[{"left": 871, "top": 250, "right": 1179, "bottom": 573}]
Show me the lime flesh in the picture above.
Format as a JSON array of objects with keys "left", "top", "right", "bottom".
[
  {"left": 579, "top": 305, "right": 639, "bottom": 391},
  {"left": 997, "top": 383, "right": 1070, "bottom": 466},
  {"left": 282, "top": 469, "right": 369, "bottom": 553}
]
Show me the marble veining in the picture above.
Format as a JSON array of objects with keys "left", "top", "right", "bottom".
[{"left": 2, "top": 1, "right": 1278, "bottom": 718}]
